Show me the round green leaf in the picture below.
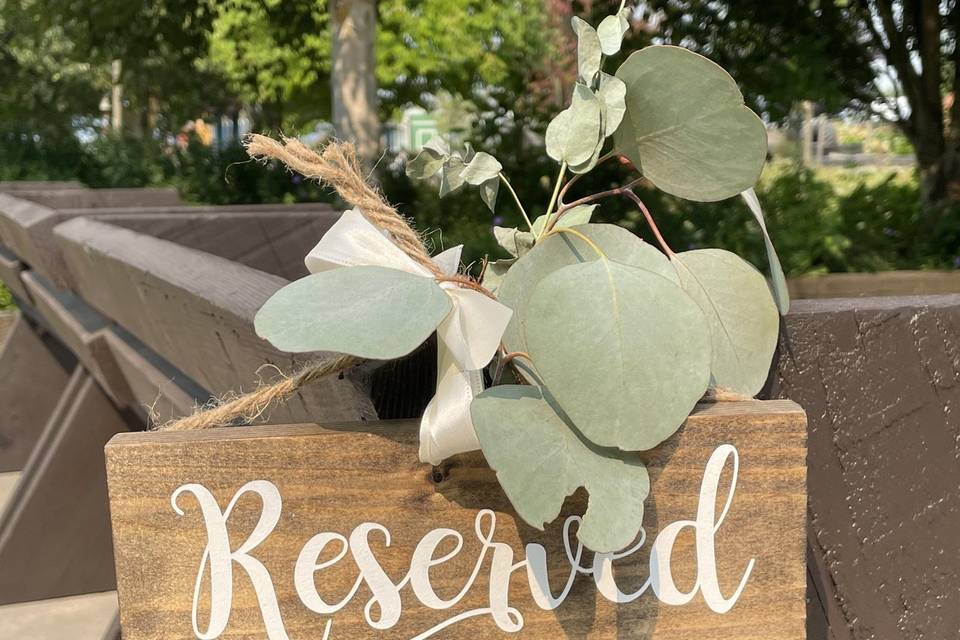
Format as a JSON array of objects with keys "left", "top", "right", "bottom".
[
  {"left": 671, "top": 249, "right": 779, "bottom": 396},
  {"left": 571, "top": 17, "right": 602, "bottom": 84},
  {"left": 545, "top": 85, "right": 603, "bottom": 166},
  {"left": 498, "top": 224, "right": 677, "bottom": 361},
  {"left": 597, "top": 9, "right": 630, "bottom": 56},
  {"left": 472, "top": 385, "right": 649, "bottom": 552},
  {"left": 613, "top": 45, "right": 767, "bottom": 202},
  {"left": 255, "top": 265, "right": 452, "bottom": 358},
  {"left": 598, "top": 73, "right": 627, "bottom": 137},
  {"left": 461, "top": 151, "right": 502, "bottom": 185},
  {"left": 525, "top": 260, "right": 711, "bottom": 451}
]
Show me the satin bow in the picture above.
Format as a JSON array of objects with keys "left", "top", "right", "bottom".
[{"left": 304, "top": 209, "right": 513, "bottom": 465}]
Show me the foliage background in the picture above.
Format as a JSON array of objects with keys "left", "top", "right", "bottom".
[{"left": 1, "top": 0, "right": 958, "bottom": 310}]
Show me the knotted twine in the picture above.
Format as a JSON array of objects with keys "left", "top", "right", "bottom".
[
  {"left": 158, "top": 136, "right": 438, "bottom": 431},
  {"left": 158, "top": 136, "right": 752, "bottom": 431}
]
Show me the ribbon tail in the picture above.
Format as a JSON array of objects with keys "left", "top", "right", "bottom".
[{"left": 418, "top": 342, "right": 484, "bottom": 465}]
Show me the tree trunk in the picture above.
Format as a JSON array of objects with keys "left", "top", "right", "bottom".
[
  {"left": 331, "top": 0, "right": 381, "bottom": 161},
  {"left": 911, "top": 114, "right": 960, "bottom": 219}
]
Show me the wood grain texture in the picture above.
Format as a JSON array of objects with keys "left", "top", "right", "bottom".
[
  {"left": 107, "top": 400, "right": 807, "bottom": 640},
  {"left": 0, "top": 190, "right": 175, "bottom": 289},
  {"left": 101, "top": 328, "right": 205, "bottom": 424},
  {"left": 0, "top": 368, "right": 129, "bottom": 604},
  {"left": 787, "top": 270, "right": 960, "bottom": 299},
  {"left": 54, "top": 217, "right": 376, "bottom": 426},
  {"left": 0, "top": 314, "right": 72, "bottom": 472},
  {"left": 96, "top": 205, "right": 339, "bottom": 281},
  {"left": 766, "top": 294, "right": 960, "bottom": 640}
]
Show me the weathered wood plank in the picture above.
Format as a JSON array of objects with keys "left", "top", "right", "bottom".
[
  {"left": 766, "top": 294, "right": 960, "bottom": 640},
  {"left": 8, "top": 187, "right": 181, "bottom": 209},
  {"left": 97, "top": 205, "right": 339, "bottom": 280},
  {"left": 787, "top": 270, "right": 960, "bottom": 299},
  {"left": 106, "top": 400, "right": 807, "bottom": 640},
  {"left": 21, "top": 271, "right": 134, "bottom": 407},
  {"left": 102, "top": 327, "right": 207, "bottom": 425},
  {"left": 55, "top": 218, "right": 376, "bottom": 425},
  {"left": 0, "top": 314, "right": 73, "bottom": 472},
  {"left": 0, "top": 369, "right": 128, "bottom": 604},
  {"left": 0, "top": 180, "right": 84, "bottom": 192}
]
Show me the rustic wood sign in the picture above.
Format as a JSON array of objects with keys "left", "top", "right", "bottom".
[{"left": 105, "top": 400, "right": 806, "bottom": 639}]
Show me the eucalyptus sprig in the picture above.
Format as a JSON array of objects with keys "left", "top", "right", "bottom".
[
  {"left": 405, "top": 4, "right": 788, "bottom": 553},
  {"left": 259, "top": 4, "right": 788, "bottom": 555}
]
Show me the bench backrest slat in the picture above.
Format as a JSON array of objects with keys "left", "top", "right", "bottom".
[{"left": 54, "top": 218, "right": 375, "bottom": 425}]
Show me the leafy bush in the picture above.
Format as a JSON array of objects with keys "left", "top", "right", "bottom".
[
  {"left": 77, "top": 133, "right": 175, "bottom": 188},
  {"left": 0, "top": 282, "right": 12, "bottom": 310},
  {"left": 0, "top": 128, "right": 85, "bottom": 181},
  {"left": 3, "top": 127, "right": 955, "bottom": 275},
  {"left": 171, "top": 137, "right": 335, "bottom": 205},
  {"left": 393, "top": 157, "right": 957, "bottom": 275}
]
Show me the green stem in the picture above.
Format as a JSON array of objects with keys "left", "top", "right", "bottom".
[
  {"left": 537, "top": 162, "right": 568, "bottom": 241},
  {"left": 499, "top": 173, "right": 532, "bottom": 230}
]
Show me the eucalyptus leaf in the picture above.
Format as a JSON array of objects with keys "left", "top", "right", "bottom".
[
  {"left": 571, "top": 17, "right": 602, "bottom": 85},
  {"left": 479, "top": 176, "right": 500, "bottom": 213},
  {"left": 613, "top": 45, "right": 767, "bottom": 202},
  {"left": 545, "top": 84, "right": 603, "bottom": 166},
  {"left": 598, "top": 73, "right": 627, "bottom": 137},
  {"left": 671, "top": 249, "right": 779, "bottom": 397},
  {"left": 471, "top": 385, "right": 649, "bottom": 552},
  {"left": 255, "top": 265, "right": 452, "bottom": 358},
  {"left": 461, "top": 151, "right": 503, "bottom": 185},
  {"left": 597, "top": 9, "right": 630, "bottom": 56},
  {"left": 525, "top": 259, "right": 711, "bottom": 451},
  {"left": 439, "top": 155, "right": 467, "bottom": 197},
  {"left": 569, "top": 141, "right": 604, "bottom": 175},
  {"left": 741, "top": 188, "right": 790, "bottom": 315},
  {"left": 568, "top": 76, "right": 626, "bottom": 175},
  {"left": 406, "top": 146, "right": 446, "bottom": 180},
  {"left": 480, "top": 258, "right": 516, "bottom": 295},
  {"left": 498, "top": 223, "right": 677, "bottom": 365},
  {"left": 493, "top": 226, "right": 535, "bottom": 258},
  {"left": 530, "top": 204, "right": 597, "bottom": 237},
  {"left": 423, "top": 136, "right": 450, "bottom": 156}
]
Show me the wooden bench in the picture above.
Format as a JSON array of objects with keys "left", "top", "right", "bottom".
[{"left": 0, "top": 190, "right": 434, "bottom": 634}]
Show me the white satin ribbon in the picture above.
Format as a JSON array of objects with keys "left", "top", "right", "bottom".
[{"left": 305, "top": 209, "right": 513, "bottom": 465}]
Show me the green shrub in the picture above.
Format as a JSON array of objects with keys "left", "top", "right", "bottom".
[
  {"left": 390, "top": 157, "right": 957, "bottom": 276},
  {"left": 0, "top": 128, "right": 85, "bottom": 181},
  {"left": 171, "top": 137, "right": 335, "bottom": 205},
  {"left": 77, "top": 133, "right": 174, "bottom": 188},
  {"left": 0, "top": 282, "right": 13, "bottom": 310}
]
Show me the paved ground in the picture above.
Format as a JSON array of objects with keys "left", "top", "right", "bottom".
[
  {"left": 0, "top": 592, "right": 118, "bottom": 639},
  {"left": 0, "top": 473, "right": 118, "bottom": 639}
]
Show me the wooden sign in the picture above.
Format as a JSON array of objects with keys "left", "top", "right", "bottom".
[{"left": 105, "top": 400, "right": 806, "bottom": 639}]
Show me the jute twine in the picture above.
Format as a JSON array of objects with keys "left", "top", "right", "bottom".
[
  {"left": 158, "top": 136, "right": 436, "bottom": 431},
  {"left": 157, "top": 136, "right": 752, "bottom": 431}
]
